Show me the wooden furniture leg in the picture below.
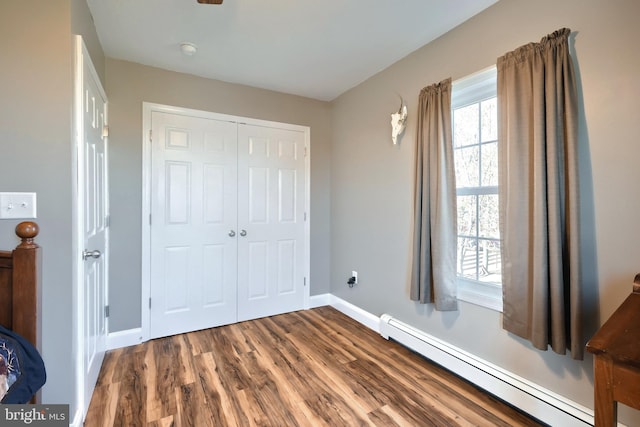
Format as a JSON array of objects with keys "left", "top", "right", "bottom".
[{"left": 593, "top": 356, "right": 616, "bottom": 426}]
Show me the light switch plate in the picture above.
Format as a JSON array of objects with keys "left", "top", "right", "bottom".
[{"left": 0, "top": 192, "right": 37, "bottom": 219}]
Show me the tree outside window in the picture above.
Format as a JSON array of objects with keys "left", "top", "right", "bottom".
[{"left": 453, "top": 96, "right": 501, "bottom": 286}]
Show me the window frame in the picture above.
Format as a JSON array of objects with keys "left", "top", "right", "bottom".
[{"left": 451, "top": 66, "right": 502, "bottom": 312}]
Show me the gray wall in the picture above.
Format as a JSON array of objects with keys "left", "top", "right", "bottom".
[
  {"left": 105, "top": 59, "right": 332, "bottom": 331},
  {"left": 0, "top": 0, "right": 103, "bottom": 415},
  {"left": 330, "top": 0, "right": 640, "bottom": 423},
  {"left": 0, "top": 0, "right": 75, "bottom": 409},
  {"left": 72, "top": 0, "right": 105, "bottom": 85}
]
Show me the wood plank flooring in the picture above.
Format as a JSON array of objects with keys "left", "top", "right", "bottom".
[{"left": 85, "top": 306, "right": 543, "bottom": 426}]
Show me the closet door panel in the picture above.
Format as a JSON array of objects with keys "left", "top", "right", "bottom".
[
  {"left": 237, "top": 124, "right": 306, "bottom": 321},
  {"left": 150, "top": 112, "right": 238, "bottom": 339}
]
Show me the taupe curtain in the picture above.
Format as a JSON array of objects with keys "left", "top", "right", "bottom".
[
  {"left": 497, "top": 28, "right": 582, "bottom": 359},
  {"left": 410, "top": 78, "right": 458, "bottom": 311}
]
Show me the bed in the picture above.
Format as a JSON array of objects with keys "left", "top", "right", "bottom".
[{"left": 0, "top": 221, "right": 42, "bottom": 403}]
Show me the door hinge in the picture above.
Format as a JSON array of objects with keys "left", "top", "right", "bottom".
[
  {"left": 149, "top": 129, "right": 152, "bottom": 142},
  {"left": 304, "top": 146, "right": 308, "bottom": 157},
  {"left": 149, "top": 214, "right": 152, "bottom": 225},
  {"left": 304, "top": 212, "right": 307, "bottom": 221},
  {"left": 102, "top": 125, "right": 109, "bottom": 138},
  {"left": 149, "top": 298, "right": 152, "bottom": 309},
  {"left": 105, "top": 305, "right": 110, "bottom": 318},
  {"left": 106, "top": 214, "right": 110, "bottom": 228},
  {"left": 304, "top": 277, "right": 307, "bottom": 287}
]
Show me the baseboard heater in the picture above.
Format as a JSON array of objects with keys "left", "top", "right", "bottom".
[{"left": 379, "top": 314, "right": 596, "bottom": 427}]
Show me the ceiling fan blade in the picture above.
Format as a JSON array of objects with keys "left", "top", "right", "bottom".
[{"left": 197, "top": 0, "right": 223, "bottom": 4}]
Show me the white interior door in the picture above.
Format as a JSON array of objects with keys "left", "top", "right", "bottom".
[
  {"left": 237, "top": 125, "right": 306, "bottom": 321},
  {"left": 77, "top": 39, "right": 108, "bottom": 416},
  {"left": 150, "top": 112, "right": 238, "bottom": 338}
]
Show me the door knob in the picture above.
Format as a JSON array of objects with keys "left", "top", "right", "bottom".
[
  {"left": 83, "top": 249, "right": 101, "bottom": 260},
  {"left": 228, "top": 230, "right": 236, "bottom": 237},
  {"left": 240, "top": 229, "right": 247, "bottom": 237}
]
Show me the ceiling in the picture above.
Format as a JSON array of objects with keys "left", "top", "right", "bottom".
[{"left": 86, "top": 0, "right": 498, "bottom": 101}]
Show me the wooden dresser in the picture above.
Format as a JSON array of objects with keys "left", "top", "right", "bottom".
[{"left": 586, "top": 274, "right": 640, "bottom": 426}]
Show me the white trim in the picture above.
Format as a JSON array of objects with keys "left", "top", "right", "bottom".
[
  {"left": 309, "top": 293, "right": 331, "bottom": 308},
  {"left": 328, "top": 295, "right": 380, "bottom": 333},
  {"left": 106, "top": 328, "right": 144, "bottom": 350},
  {"left": 452, "top": 65, "right": 497, "bottom": 108},
  {"left": 303, "top": 130, "right": 311, "bottom": 310},
  {"left": 141, "top": 102, "right": 311, "bottom": 342},
  {"left": 69, "top": 408, "right": 83, "bottom": 427},
  {"left": 310, "top": 296, "right": 381, "bottom": 333},
  {"left": 457, "top": 278, "right": 503, "bottom": 312},
  {"left": 71, "top": 35, "right": 83, "bottom": 426},
  {"left": 141, "top": 104, "right": 152, "bottom": 340}
]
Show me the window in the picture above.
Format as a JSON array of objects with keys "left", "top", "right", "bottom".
[{"left": 451, "top": 67, "right": 502, "bottom": 311}]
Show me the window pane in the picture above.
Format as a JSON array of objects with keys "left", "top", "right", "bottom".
[
  {"left": 454, "top": 146, "right": 479, "bottom": 188},
  {"left": 458, "top": 237, "right": 478, "bottom": 280},
  {"left": 453, "top": 103, "right": 479, "bottom": 147},
  {"left": 480, "top": 142, "right": 498, "bottom": 187},
  {"left": 453, "top": 69, "right": 501, "bottom": 308},
  {"left": 478, "top": 240, "right": 501, "bottom": 285},
  {"left": 478, "top": 194, "right": 499, "bottom": 239},
  {"left": 480, "top": 97, "right": 497, "bottom": 142},
  {"left": 457, "top": 195, "right": 477, "bottom": 236}
]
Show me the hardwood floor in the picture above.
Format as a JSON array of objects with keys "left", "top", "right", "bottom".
[{"left": 85, "top": 306, "right": 543, "bottom": 426}]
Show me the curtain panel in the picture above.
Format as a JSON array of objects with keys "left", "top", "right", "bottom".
[
  {"left": 497, "top": 28, "right": 582, "bottom": 359},
  {"left": 410, "top": 78, "right": 458, "bottom": 311}
]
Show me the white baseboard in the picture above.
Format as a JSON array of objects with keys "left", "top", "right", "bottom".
[
  {"left": 322, "top": 295, "right": 601, "bottom": 427},
  {"left": 106, "top": 327, "right": 144, "bottom": 350},
  {"left": 307, "top": 293, "right": 380, "bottom": 332},
  {"left": 328, "top": 295, "right": 381, "bottom": 333},
  {"left": 70, "top": 408, "right": 82, "bottom": 427},
  {"left": 308, "top": 293, "right": 331, "bottom": 308}
]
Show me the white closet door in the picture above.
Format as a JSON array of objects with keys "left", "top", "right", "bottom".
[
  {"left": 236, "top": 124, "right": 306, "bottom": 321},
  {"left": 150, "top": 112, "right": 238, "bottom": 338}
]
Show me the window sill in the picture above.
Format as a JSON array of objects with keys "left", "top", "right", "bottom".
[{"left": 457, "top": 278, "right": 503, "bottom": 312}]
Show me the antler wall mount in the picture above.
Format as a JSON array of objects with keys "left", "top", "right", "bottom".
[{"left": 391, "top": 97, "right": 408, "bottom": 145}]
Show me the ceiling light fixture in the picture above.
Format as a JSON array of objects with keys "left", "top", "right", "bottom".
[{"left": 180, "top": 42, "right": 197, "bottom": 56}]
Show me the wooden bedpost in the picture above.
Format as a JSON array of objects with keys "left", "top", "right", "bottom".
[{"left": 12, "top": 221, "right": 42, "bottom": 350}]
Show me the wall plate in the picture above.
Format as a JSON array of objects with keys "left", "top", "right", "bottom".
[{"left": 0, "top": 192, "right": 37, "bottom": 219}]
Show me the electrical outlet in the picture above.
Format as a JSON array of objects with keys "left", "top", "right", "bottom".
[
  {"left": 0, "top": 192, "right": 37, "bottom": 219},
  {"left": 347, "top": 270, "right": 358, "bottom": 287}
]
